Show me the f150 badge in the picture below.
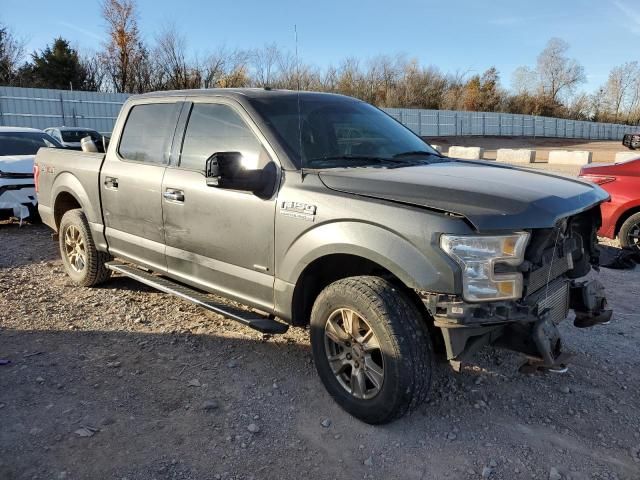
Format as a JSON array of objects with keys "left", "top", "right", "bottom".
[{"left": 280, "top": 201, "right": 317, "bottom": 221}]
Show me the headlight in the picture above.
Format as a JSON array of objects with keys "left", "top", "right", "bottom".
[{"left": 440, "top": 232, "right": 529, "bottom": 302}]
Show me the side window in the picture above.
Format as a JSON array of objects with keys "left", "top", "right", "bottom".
[
  {"left": 180, "top": 103, "right": 269, "bottom": 171},
  {"left": 118, "top": 103, "right": 181, "bottom": 164}
]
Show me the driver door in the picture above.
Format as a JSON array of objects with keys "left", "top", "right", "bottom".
[{"left": 161, "top": 100, "right": 279, "bottom": 311}]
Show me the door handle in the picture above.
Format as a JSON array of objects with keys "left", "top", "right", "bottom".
[
  {"left": 163, "top": 189, "right": 185, "bottom": 203},
  {"left": 104, "top": 176, "right": 118, "bottom": 189}
]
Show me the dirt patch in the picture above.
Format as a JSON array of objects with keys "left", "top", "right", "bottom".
[{"left": 1, "top": 223, "right": 639, "bottom": 480}]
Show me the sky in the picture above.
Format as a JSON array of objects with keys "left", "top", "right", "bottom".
[{"left": 2, "top": 0, "right": 640, "bottom": 93}]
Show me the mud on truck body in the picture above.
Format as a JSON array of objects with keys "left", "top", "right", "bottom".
[{"left": 35, "top": 89, "right": 612, "bottom": 424}]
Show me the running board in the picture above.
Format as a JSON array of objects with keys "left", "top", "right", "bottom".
[{"left": 106, "top": 262, "right": 289, "bottom": 334}]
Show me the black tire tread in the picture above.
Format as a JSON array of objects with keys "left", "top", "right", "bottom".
[
  {"left": 59, "top": 209, "right": 112, "bottom": 287},
  {"left": 311, "top": 276, "right": 432, "bottom": 423}
]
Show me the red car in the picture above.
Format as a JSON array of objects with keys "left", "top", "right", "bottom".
[{"left": 579, "top": 157, "right": 640, "bottom": 249}]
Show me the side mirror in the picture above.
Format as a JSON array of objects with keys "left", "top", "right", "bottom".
[{"left": 205, "top": 151, "right": 276, "bottom": 198}]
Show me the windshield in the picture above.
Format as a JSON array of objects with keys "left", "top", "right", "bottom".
[
  {"left": 249, "top": 95, "right": 441, "bottom": 168},
  {"left": 60, "top": 130, "right": 101, "bottom": 143},
  {"left": 0, "top": 132, "right": 62, "bottom": 156}
]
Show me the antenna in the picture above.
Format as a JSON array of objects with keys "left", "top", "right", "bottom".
[{"left": 295, "top": 25, "right": 304, "bottom": 179}]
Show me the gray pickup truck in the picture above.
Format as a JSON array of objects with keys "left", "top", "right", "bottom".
[{"left": 36, "top": 89, "right": 612, "bottom": 424}]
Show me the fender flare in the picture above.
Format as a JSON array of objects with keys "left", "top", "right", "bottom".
[
  {"left": 51, "top": 172, "right": 100, "bottom": 226},
  {"left": 279, "top": 221, "right": 458, "bottom": 293}
]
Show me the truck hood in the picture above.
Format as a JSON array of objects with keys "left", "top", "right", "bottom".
[
  {"left": 318, "top": 160, "right": 609, "bottom": 232},
  {"left": 0, "top": 155, "right": 35, "bottom": 175}
]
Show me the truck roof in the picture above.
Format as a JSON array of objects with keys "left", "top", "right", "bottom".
[{"left": 132, "top": 88, "right": 355, "bottom": 103}]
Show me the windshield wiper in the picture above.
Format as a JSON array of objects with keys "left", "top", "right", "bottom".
[
  {"left": 393, "top": 150, "right": 443, "bottom": 158},
  {"left": 308, "top": 155, "right": 411, "bottom": 166}
]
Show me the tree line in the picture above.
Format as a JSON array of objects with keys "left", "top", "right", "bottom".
[{"left": 1, "top": 0, "right": 639, "bottom": 125}]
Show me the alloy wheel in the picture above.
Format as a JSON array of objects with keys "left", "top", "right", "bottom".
[
  {"left": 627, "top": 222, "right": 640, "bottom": 249},
  {"left": 324, "top": 308, "right": 385, "bottom": 400},
  {"left": 64, "top": 225, "right": 87, "bottom": 272}
]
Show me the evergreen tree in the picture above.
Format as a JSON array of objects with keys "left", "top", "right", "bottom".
[{"left": 19, "top": 37, "right": 88, "bottom": 89}]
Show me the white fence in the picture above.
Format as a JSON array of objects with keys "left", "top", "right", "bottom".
[
  {"left": 1, "top": 86, "right": 637, "bottom": 140},
  {"left": 0, "top": 86, "right": 128, "bottom": 133},
  {"left": 384, "top": 108, "right": 638, "bottom": 140}
]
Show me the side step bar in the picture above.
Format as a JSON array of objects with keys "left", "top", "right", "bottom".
[{"left": 106, "top": 262, "right": 289, "bottom": 334}]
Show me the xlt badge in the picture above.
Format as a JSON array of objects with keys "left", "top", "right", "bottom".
[{"left": 280, "top": 201, "right": 317, "bottom": 222}]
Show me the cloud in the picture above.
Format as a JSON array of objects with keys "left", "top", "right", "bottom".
[
  {"left": 56, "top": 21, "right": 103, "bottom": 42},
  {"left": 613, "top": 0, "right": 640, "bottom": 35}
]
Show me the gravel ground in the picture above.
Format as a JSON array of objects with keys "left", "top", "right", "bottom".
[{"left": 1, "top": 222, "right": 639, "bottom": 480}]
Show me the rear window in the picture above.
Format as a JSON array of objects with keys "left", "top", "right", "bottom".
[
  {"left": 0, "top": 132, "right": 62, "bottom": 156},
  {"left": 61, "top": 130, "right": 100, "bottom": 142},
  {"left": 118, "top": 103, "right": 181, "bottom": 163}
]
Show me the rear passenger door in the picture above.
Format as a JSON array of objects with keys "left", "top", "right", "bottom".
[
  {"left": 161, "top": 99, "right": 279, "bottom": 311},
  {"left": 101, "top": 100, "right": 183, "bottom": 272}
]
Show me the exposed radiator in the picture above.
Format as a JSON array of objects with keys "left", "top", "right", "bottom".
[{"left": 535, "top": 279, "right": 570, "bottom": 324}]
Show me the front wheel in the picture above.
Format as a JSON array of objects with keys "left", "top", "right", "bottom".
[
  {"left": 619, "top": 212, "right": 640, "bottom": 250},
  {"left": 310, "top": 276, "right": 432, "bottom": 424},
  {"left": 59, "top": 209, "right": 112, "bottom": 286}
]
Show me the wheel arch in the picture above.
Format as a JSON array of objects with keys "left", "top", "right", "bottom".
[
  {"left": 282, "top": 223, "right": 456, "bottom": 329},
  {"left": 615, "top": 204, "right": 640, "bottom": 236},
  {"left": 51, "top": 173, "right": 100, "bottom": 229}
]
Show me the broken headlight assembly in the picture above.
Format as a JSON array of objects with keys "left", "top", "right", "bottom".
[{"left": 440, "top": 232, "right": 529, "bottom": 302}]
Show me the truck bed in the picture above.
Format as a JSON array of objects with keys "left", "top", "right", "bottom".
[{"left": 35, "top": 148, "right": 105, "bottom": 233}]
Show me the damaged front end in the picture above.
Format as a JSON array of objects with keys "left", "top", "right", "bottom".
[
  {"left": 420, "top": 206, "right": 612, "bottom": 372},
  {"left": 0, "top": 170, "right": 37, "bottom": 222}
]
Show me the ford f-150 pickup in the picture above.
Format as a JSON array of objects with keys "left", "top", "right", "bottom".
[{"left": 35, "top": 89, "right": 612, "bottom": 424}]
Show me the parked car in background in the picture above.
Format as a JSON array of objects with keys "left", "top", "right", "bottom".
[
  {"left": 622, "top": 132, "right": 640, "bottom": 150},
  {"left": 579, "top": 156, "right": 640, "bottom": 250},
  {"left": 44, "top": 127, "right": 102, "bottom": 150},
  {"left": 0, "top": 127, "right": 62, "bottom": 222}
]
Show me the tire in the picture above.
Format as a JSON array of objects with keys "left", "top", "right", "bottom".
[
  {"left": 619, "top": 212, "right": 640, "bottom": 250},
  {"left": 58, "top": 209, "right": 112, "bottom": 286},
  {"left": 310, "top": 276, "right": 432, "bottom": 424}
]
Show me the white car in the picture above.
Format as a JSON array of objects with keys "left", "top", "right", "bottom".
[{"left": 0, "top": 127, "right": 62, "bottom": 222}]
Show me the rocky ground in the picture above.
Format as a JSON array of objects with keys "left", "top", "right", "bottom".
[{"left": 0, "top": 222, "right": 639, "bottom": 480}]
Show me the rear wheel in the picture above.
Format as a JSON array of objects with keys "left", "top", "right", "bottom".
[
  {"left": 310, "top": 276, "right": 432, "bottom": 424},
  {"left": 619, "top": 212, "right": 640, "bottom": 250},
  {"left": 59, "top": 209, "right": 112, "bottom": 286}
]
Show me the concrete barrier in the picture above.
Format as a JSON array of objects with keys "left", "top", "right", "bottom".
[
  {"left": 548, "top": 150, "right": 592, "bottom": 165},
  {"left": 614, "top": 151, "right": 640, "bottom": 163},
  {"left": 447, "top": 146, "right": 484, "bottom": 160},
  {"left": 430, "top": 144, "right": 442, "bottom": 153},
  {"left": 496, "top": 149, "right": 536, "bottom": 163}
]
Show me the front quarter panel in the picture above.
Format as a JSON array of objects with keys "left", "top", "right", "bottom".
[{"left": 275, "top": 172, "right": 471, "bottom": 296}]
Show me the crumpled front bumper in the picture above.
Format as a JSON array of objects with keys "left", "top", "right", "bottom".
[
  {"left": 418, "top": 277, "right": 612, "bottom": 369},
  {"left": 0, "top": 184, "right": 37, "bottom": 221}
]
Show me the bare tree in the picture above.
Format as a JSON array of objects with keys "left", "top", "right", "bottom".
[
  {"left": 602, "top": 62, "right": 638, "bottom": 121},
  {"left": 251, "top": 43, "right": 282, "bottom": 87},
  {"left": 100, "top": 0, "right": 144, "bottom": 92},
  {"left": 155, "top": 25, "right": 200, "bottom": 90},
  {"left": 0, "top": 23, "right": 25, "bottom": 85},
  {"left": 199, "top": 46, "right": 250, "bottom": 88},
  {"left": 511, "top": 66, "right": 537, "bottom": 95},
  {"left": 536, "top": 38, "right": 585, "bottom": 103}
]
